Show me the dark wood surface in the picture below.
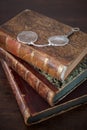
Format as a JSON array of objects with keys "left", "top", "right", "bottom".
[{"left": 0, "top": 0, "right": 87, "bottom": 130}]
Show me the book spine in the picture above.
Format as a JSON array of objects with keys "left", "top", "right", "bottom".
[
  {"left": 0, "top": 30, "right": 67, "bottom": 80},
  {"left": 0, "top": 47, "right": 57, "bottom": 106},
  {"left": 0, "top": 60, "right": 30, "bottom": 125}
]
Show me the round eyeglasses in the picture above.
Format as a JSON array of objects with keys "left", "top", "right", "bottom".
[{"left": 17, "top": 28, "right": 80, "bottom": 47}]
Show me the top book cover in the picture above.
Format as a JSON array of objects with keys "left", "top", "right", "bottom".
[{"left": 0, "top": 9, "right": 87, "bottom": 80}]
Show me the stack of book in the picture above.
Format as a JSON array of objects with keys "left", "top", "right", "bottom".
[{"left": 0, "top": 9, "right": 87, "bottom": 125}]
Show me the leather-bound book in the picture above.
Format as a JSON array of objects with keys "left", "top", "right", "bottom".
[
  {"left": 0, "top": 47, "right": 87, "bottom": 106},
  {"left": 1, "top": 59, "right": 87, "bottom": 125},
  {"left": 0, "top": 9, "right": 87, "bottom": 81}
]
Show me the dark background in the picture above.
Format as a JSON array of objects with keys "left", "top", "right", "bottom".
[
  {"left": 0, "top": 0, "right": 87, "bottom": 33},
  {"left": 0, "top": 0, "right": 87, "bottom": 130}
]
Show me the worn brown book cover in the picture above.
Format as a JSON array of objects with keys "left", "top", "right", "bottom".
[
  {"left": 0, "top": 9, "right": 87, "bottom": 81},
  {"left": 0, "top": 47, "right": 87, "bottom": 106},
  {"left": 1, "top": 59, "right": 87, "bottom": 125}
]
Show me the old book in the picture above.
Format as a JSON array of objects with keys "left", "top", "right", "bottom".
[
  {"left": 0, "top": 9, "right": 87, "bottom": 81},
  {"left": 0, "top": 47, "right": 87, "bottom": 106},
  {"left": 1, "top": 59, "right": 87, "bottom": 125}
]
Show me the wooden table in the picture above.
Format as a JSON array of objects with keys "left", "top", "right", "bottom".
[{"left": 0, "top": 0, "right": 87, "bottom": 129}]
